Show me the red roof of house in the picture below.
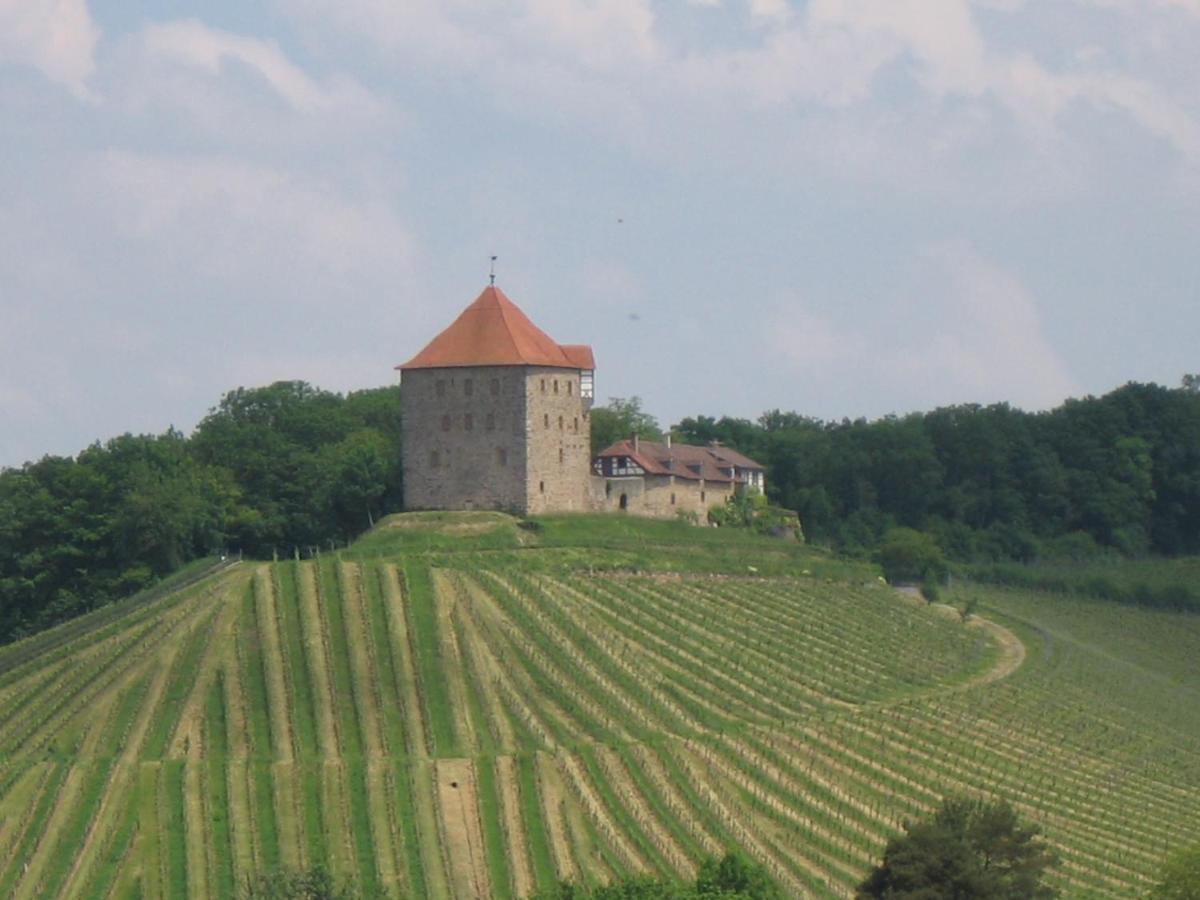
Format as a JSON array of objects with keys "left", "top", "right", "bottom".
[
  {"left": 398, "top": 285, "right": 594, "bottom": 371},
  {"left": 595, "top": 439, "right": 764, "bottom": 484}
]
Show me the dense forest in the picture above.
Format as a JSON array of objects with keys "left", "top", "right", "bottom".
[{"left": 2, "top": 377, "right": 1198, "bottom": 645}]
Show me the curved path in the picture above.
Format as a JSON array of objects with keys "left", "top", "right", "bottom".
[{"left": 884, "top": 588, "right": 1027, "bottom": 702}]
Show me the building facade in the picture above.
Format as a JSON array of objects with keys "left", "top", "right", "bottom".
[
  {"left": 398, "top": 286, "right": 595, "bottom": 515},
  {"left": 592, "top": 436, "right": 766, "bottom": 519}
]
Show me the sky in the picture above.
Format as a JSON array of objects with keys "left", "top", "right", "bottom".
[{"left": 2, "top": 0, "right": 1198, "bottom": 468}]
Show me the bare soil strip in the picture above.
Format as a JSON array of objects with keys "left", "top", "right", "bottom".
[
  {"left": 557, "top": 750, "right": 648, "bottom": 876},
  {"left": 12, "top": 763, "right": 87, "bottom": 900},
  {"left": 381, "top": 565, "right": 431, "bottom": 757},
  {"left": 182, "top": 758, "right": 209, "bottom": 898},
  {"left": 672, "top": 744, "right": 808, "bottom": 897},
  {"left": 686, "top": 739, "right": 870, "bottom": 885},
  {"left": 338, "top": 562, "right": 387, "bottom": 760},
  {"left": 628, "top": 742, "right": 725, "bottom": 858},
  {"left": 464, "top": 581, "right": 614, "bottom": 743},
  {"left": 456, "top": 602, "right": 519, "bottom": 753},
  {"left": 297, "top": 562, "right": 341, "bottom": 758},
  {"left": 495, "top": 755, "right": 534, "bottom": 898},
  {"left": 0, "top": 764, "right": 48, "bottom": 866},
  {"left": 434, "top": 758, "right": 492, "bottom": 899},
  {"left": 564, "top": 787, "right": 613, "bottom": 886},
  {"left": 594, "top": 744, "right": 692, "bottom": 876},
  {"left": 541, "top": 577, "right": 718, "bottom": 733},
  {"left": 454, "top": 587, "right": 561, "bottom": 750},
  {"left": 56, "top": 659, "right": 178, "bottom": 894},
  {"left": 431, "top": 571, "right": 480, "bottom": 754},
  {"left": 320, "top": 760, "right": 355, "bottom": 881},
  {"left": 536, "top": 751, "right": 579, "bottom": 883},
  {"left": 721, "top": 734, "right": 897, "bottom": 840},
  {"left": 166, "top": 578, "right": 242, "bottom": 760},
  {"left": 273, "top": 762, "right": 304, "bottom": 871},
  {"left": 227, "top": 760, "right": 257, "bottom": 882},
  {"left": 482, "top": 573, "right": 657, "bottom": 737},
  {"left": 254, "top": 567, "right": 295, "bottom": 761}
]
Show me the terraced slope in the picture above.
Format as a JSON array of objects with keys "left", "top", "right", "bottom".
[{"left": 0, "top": 527, "right": 1197, "bottom": 898}]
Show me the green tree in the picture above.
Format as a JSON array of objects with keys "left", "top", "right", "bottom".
[
  {"left": 1150, "top": 843, "right": 1200, "bottom": 900},
  {"left": 590, "top": 396, "right": 664, "bottom": 455},
  {"left": 695, "top": 850, "right": 782, "bottom": 898},
  {"left": 528, "top": 852, "right": 778, "bottom": 899},
  {"left": 878, "top": 528, "right": 946, "bottom": 585},
  {"left": 241, "top": 866, "right": 359, "bottom": 899},
  {"left": 857, "top": 796, "right": 1058, "bottom": 899}
]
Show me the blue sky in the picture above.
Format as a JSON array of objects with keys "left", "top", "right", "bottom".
[{"left": 2, "top": 0, "right": 1198, "bottom": 467}]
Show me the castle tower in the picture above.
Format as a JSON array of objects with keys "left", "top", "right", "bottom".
[{"left": 397, "top": 285, "right": 595, "bottom": 514}]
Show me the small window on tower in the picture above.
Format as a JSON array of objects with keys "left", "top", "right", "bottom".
[
  {"left": 441, "top": 415, "right": 451, "bottom": 432},
  {"left": 540, "top": 379, "right": 546, "bottom": 392},
  {"left": 464, "top": 414, "right": 473, "bottom": 431},
  {"left": 544, "top": 413, "right": 550, "bottom": 429},
  {"left": 539, "top": 480, "right": 545, "bottom": 494},
  {"left": 671, "top": 493, "right": 676, "bottom": 505},
  {"left": 429, "top": 450, "right": 440, "bottom": 468},
  {"left": 558, "top": 448, "right": 564, "bottom": 464},
  {"left": 573, "top": 417, "right": 579, "bottom": 432},
  {"left": 464, "top": 379, "right": 473, "bottom": 396},
  {"left": 567, "top": 381, "right": 573, "bottom": 396},
  {"left": 553, "top": 379, "right": 559, "bottom": 394},
  {"left": 558, "top": 415, "right": 563, "bottom": 430}
]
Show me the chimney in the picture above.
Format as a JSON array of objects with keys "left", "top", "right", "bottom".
[
  {"left": 666, "top": 434, "right": 672, "bottom": 449},
  {"left": 632, "top": 433, "right": 640, "bottom": 453}
]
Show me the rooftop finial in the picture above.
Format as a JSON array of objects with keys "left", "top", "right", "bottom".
[{"left": 489, "top": 255, "right": 497, "bottom": 286}]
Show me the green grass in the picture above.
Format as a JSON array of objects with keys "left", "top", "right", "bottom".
[
  {"left": 517, "top": 753, "right": 558, "bottom": 892},
  {"left": 275, "top": 563, "right": 319, "bottom": 759},
  {"left": 403, "top": 562, "right": 459, "bottom": 756},
  {"left": 475, "top": 758, "right": 513, "bottom": 900},
  {"left": 317, "top": 559, "right": 364, "bottom": 758},
  {"left": 160, "top": 760, "right": 188, "bottom": 899},
  {"left": 203, "top": 675, "right": 235, "bottom": 898}
]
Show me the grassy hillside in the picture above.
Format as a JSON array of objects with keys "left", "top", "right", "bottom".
[{"left": 0, "top": 514, "right": 1196, "bottom": 898}]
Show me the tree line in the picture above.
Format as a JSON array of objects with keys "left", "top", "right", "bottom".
[
  {"left": 3, "top": 377, "right": 1199, "bottom": 645},
  {"left": 674, "top": 379, "right": 1200, "bottom": 561},
  {"left": 0, "top": 381, "right": 401, "bottom": 644}
]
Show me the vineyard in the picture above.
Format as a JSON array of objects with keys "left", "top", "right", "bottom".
[{"left": 0, "top": 514, "right": 1197, "bottom": 897}]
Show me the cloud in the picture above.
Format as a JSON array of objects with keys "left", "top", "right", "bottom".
[
  {"left": 0, "top": 0, "right": 99, "bottom": 97},
  {"left": 277, "top": 0, "right": 1200, "bottom": 179},
  {"left": 769, "top": 243, "right": 1079, "bottom": 415},
  {"left": 139, "top": 19, "right": 379, "bottom": 114},
  {"left": 98, "top": 151, "right": 413, "bottom": 287}
]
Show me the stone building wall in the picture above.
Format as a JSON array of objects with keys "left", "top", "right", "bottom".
[
  {"left": 522, "top": 367, "right": 593, "bottom": 514},
  {"left": 401, "top": 366, "right": 530, "bottom": 512},
  {"left": 594, "top": 473, "right": 737, "bottom": 519}
]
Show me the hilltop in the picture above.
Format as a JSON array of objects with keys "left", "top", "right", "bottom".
[{"left": 0, "top": 513, "right": 1197, "bottom": 898}]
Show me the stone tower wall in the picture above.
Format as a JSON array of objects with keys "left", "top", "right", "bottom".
[
  {"left": 401, "top": 366, "right": 529, "bottom": 512},
  {"left": 401, "top": 365, "right": 593, "bottom": 514},
  {"left": 522, "top": 367, "right": 592, "bottom": 514}
]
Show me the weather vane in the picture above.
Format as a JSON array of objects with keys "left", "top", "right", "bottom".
[{"left": 489, "top": 255, "right": 497, "bottom": 286}]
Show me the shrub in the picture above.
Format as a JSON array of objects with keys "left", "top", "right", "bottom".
[
  {"left": 878, "top": 528, "right": 946, "bottom": 585},
  {"left": 858, "top": 796, "right": 1058, "bottom": 899}
]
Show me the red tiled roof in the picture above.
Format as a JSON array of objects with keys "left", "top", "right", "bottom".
[
  {"left": 560, "top": 344, "right": 595, "bottom": 370},
  {"left": 595, "top": 439, "right": 764, "bottom": 483},
  {"left": 398, "top": 285, "right": 594, "bottom": 371}
]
